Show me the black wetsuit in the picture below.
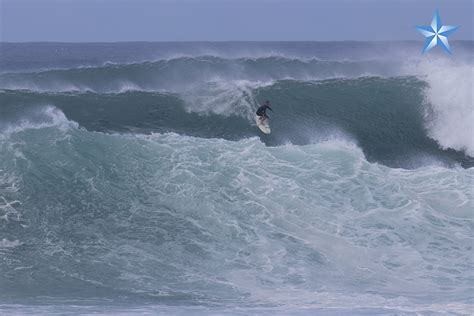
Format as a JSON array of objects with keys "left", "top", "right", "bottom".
[{"left": 256, "top": 104, "right": 272, "bottom": 117}]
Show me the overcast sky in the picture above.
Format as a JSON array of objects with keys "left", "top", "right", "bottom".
[{"left": 1, "top": 0, "right": 472, "bottom": 42}]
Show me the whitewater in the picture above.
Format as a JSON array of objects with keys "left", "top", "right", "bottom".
[{"left": 0, "top": 42, "right": 473, "bottom": 315}]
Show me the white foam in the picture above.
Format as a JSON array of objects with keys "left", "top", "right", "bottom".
[
  {"left": 0, "top": 80, "right": 92, "bottom": 93},
  {"left": 114, "top": 81, "right": 146, "bottom": 93},
  {"left": 416, "top": 58, "right": 474, "bottom": 156},
  {"left": 132, "top": 132, "right": 473, "bottom": 310},
  {"left": 0, "top": 238, "right": 22, "bottom": 249},
  {"left": 1, "top": 129, "right": 472, "bottom": 311}
]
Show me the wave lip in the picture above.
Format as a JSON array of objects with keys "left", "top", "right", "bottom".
[
  {"left": 0, "top": 105, "right": 78, "bottom": 139},
  {"left": 418, "top": 59, "right": 474, "bottom": 157}
]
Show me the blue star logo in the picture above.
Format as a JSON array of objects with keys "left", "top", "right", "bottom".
[{"left": 416, "top": 10, "right": 459, "bottom": 55}]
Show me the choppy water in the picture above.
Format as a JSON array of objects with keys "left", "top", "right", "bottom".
[{"left": 0, "top": 42, "right": 473, "bottom": 315}]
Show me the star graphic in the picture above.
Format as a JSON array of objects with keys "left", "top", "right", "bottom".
[{"left": 416, "top": 10, "right": 459, "bottom": 55}]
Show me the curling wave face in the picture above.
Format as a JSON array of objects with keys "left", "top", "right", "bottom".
[
  {"left": 1, "top": 73, "right": 472, "bottom": 167},
  {"left": 1, "top": 43, "right": 473, "bottom": 165}
]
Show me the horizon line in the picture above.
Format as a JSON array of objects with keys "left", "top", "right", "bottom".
[{"left": 2, "top": 40, "right": 473, "bottom": 44}]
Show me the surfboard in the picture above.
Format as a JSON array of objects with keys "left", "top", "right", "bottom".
[{"left": 255, "top": 115, "right": 271, "bottom": 134}]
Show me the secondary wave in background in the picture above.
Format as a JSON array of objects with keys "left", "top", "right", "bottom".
[{"left": 0, "top": 56, "right": 405, "bottom": 93}]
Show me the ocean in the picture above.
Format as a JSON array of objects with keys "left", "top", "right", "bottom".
[{"left": 0, "top": 42, "right": 473, "bottom": 315}]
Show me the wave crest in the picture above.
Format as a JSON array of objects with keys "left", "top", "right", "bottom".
[
  {"left": 0, "top": 105, "right": 78, "bottom": 138},
  {"left": 419, "top": 59, "right": 474, "bottom": 156}
]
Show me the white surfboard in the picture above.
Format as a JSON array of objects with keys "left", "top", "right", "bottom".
[{"left": 255, "top": 115, "right": 271, "bottom": 134}]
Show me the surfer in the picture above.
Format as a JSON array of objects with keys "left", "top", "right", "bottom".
[{"left": 256, "top": 100, "right": 273, "bottom": 123}]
